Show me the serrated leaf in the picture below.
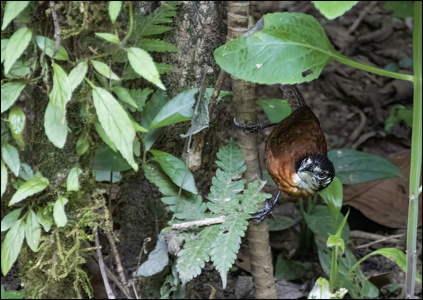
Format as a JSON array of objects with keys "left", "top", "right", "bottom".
[
  {"left": 1, "top": 218, "right": 25, "bottom": 276},
  {"left": 92, "top": 86, "right": 137, "bottom": 170},
  {"left": 312, "top": 1, "right": 358, "bottom": 20},
  {"left": 143, "top": 163, "right": 179, "bottom": 197},
  {"left": 140, "top": 90, "right": 167, "bottom": 151},
  {"left": 25, "top": 209, "right": 41, "bottom": 252},
  {"left": 44, "top": 102, "right": 68, "bottom": 148},
  {"left": 134, "top": 2, "right": 180, "bottom": 37},
  {"left": 1, "top": 81, "right": 26, "bottom": 113},
  {"left": 214, "top": 12, "right": 335, "bottom": 84},
  {"left": 328, "top": 149, "right": 403, "bottom": 184},
  {"left": 139, "top": 25, "right": 173, "bottom": 36},
  {"left": 1, "top": 143, "right": 20, "bottom": 177},
  {"left": 155, "top": 62, "right": 173, "bottom": 74},
  {"left": 95, "top": 32, "right": 120, "bottom": 44},
  {"left": 138, "top": 38, "right": 178, "bottom": 52},
  {"left": 68, "top": 61, "right": 88, "bottom": 92},
  {"left": 257, "top": 99, "right": 291, "bottom": 123},
  {"left": 36, "top": 206, "right": 53, "bottom": 232},
  {"left": 9, "top": 176, "right": 49, "bottom": 206},
  {"left": 1, "top": 1, "right": 30, "bottom": 30},
  {"left": 9, "top": 107, "right": 26, "bottom": 150},
  {"left": 129, "top": 88, "right": 153, "bottom": 111},
  {"left": 53, "top": 196, "right": 68, "bottom": 227},
  {"left": 1, "top": 209, "right": 22, "bottom": 232},
  {"left": 108, "top": 1, "right": 122, "bottom": 24},
  {"left": 112, "top": 86, "right": 138, "bottom": 108},
  {"left": 136, "top": 232, "right": 169, "bottom": 276},
  {"left": 1, "top": 160, "right": 8, "bottom": 197},
  {"left": 177, "top": 226, "right": 218, "bottom": 284},
  {"left": 127, "top": 47, "right": 166, "bottom": 90},
  {"left": 149, "top": 150, "right": 198, "bottom": 194},
  {"left": 92, "top": 60, "right": 121, "bottom": 81},
  {"left": 4, "top": 27, "right": 32, "bottom": 74},
  {"left": 67, "top": 167, "right": 82, "bottom": 192},
  {"left": 149, "top": 88, "right": 197, "bottom": 129},
  {"left": 35, "top": 36, "right": 69, "bottom": 60}
]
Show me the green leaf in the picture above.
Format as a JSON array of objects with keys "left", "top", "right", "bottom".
[
  {"left": 1, "top": 1, "right": 30, "bottom": 30},
  {"left": 50, "top": 62, "right": 72, "bottom": 109},
  {"left": 129, "top": 88, "right": 154, "bottom": 111},
  {"left": 68, "top": 61, "right": 88, "bottom": 92},
  {"left": 214, "top": 12, "right": 335, "bottom": 84},
  {"left": 6, "top": 59, "right": 31, "bottom": 78},
  {"left": 92, "top": 144, "right": 131, "bottom": 172},
  {"left": 53, "top": 196, "right": 68, "bottom": 227},
  {"left": 9, "top": 176, "right": 49, "bottom": 206},
  {"left": 44, "top": 102, "right": 68, "bottom": 148},
  {"left": 4, "top": 28, "right": 32, "bottom": 74},
  {"left": 138, "top": 38, "right": 178, "bottom": 52},
  {"left": 1, "top": 39, "right": 9, "bottom": 63},
  {"left": 36, "top": 206, "right": 53, "bottom": 232},
  {"left": 385, "top": 104, "right": 413, "bottom": 131},
  {"left": 92, "top": 86, "right": 138, "bottom": 170},
  {"left": 108, "top": 1, "right": 122, "bottom": 24},
  {"left": 9, "top": 107, "right": 26, "bottom": 150},
  {"left": 328, "top": 149, "right": 403, "bottom": 184},
  {"left": 92, "top": 60, "right": 121, "bottom": 81},
  {"left": 1, "top": 143, "right": 20, "bottom": 177},
  {"left": 177, "top": 226, "right": 219, "bottom": 284},
  {"left": 383, "top": 1, "right": 414, "bottom": 19},
  {"left": 95, "top": 32, "right": 120, "bottom": 44},
  {"left": 318, "top": 176, "right": 343, "bottom": 224},
  {"left": 1, "top": 160, "right": 7, "bottom": 197},
  {"left": 143, "top": 163, "right": 179, "bottom": 197},
  {"left": 127, "top": 47, "right": 166, "bottom": 90},
  {"left": 312, "top": 1, "right": 358, "bottom": 20},
  {"left": 138, "top": 25, "right": 173, "bottom": 36},
  {"left": 1, "top": 209, "right": 22, "bottom": 232},
  {"left": 35, "top": 36, "right": 69, "bottom": 61},
  {"left": 140, "top": 90, "right": 167, "bottom": 151},
  {"left": 257, "top": 99, "right": 291, "bottom": 123},
  {"left": 18, "top": 163, "right": 34, "bottom": 181},
  {"left": 94, "top": 170, "right": 122, "bottom": 183},
  {"left": 1, "top": 219, "right": 25, "bottom": 276},
  {"left": 149, "top": 88, "right": 197, "bottom": 129},
  {"left": 94, "top": 122, "right": 117, "bottom": 152},
  {"left": 1, "top": 81, "right": 26, "bottom": 113},
  {"left": 25, "top": 209, "right": 41, "bottom": 252},
  {"left": 136, "top": 232, "right": 169, "bottom": 277},
  {"left": 133, "top": 1, "right": 180, "bottom": 36},
  {"left": 274, "top": 256, "right": 310, "bottom": 281},
  {"left": 112, "top": 86, "right": 138, "bottom": 109},
  {"left": 67, "top": 167, "right": 82, "bottom": 192},
  {"left": 149, "top": 150, "right": 198, "bottom": 194},
  {"left": 76, "top": 130, "right": 90, "bottom": 156}
]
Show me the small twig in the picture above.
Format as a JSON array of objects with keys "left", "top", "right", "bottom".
[
  {"left": 209, "top": 70, "right": 227, "bottom": 116},
  {"left": 94, "top": 227, "right": 116, "bottom": 299},
  {"left": 350, "top": 230, "right": 404, "bottom": 249},
  {"left": 106, "top": 232, "right": 129, "bottom": 289},
  {"left": 347, "top": 1, "right": 378, "bottom": 34},
  {"left": 103, "top": 263, "right": 133, "bottom": 299},
  {"left": 49, "top": 1, "right": 61, "bottom": 58},
  {"left": 171, "top": 216, "right": 225, "bottom": 230}
]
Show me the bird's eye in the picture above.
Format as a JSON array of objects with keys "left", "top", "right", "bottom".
[{"left": 318, "top": 171, "right": 328, "bottom": 179}]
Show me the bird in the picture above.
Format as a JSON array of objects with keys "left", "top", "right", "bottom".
[{"left": 234, "top": 84, "right": 335, "bottom": 222}]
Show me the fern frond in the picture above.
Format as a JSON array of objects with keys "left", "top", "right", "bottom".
[
  {"left": 210, "top": 216, "right": 249, "bottom": 288},
  {"left": 140, "top": 25, "right": 173, "bottom": 36},
  {"left": 241, "top": 180, "right": 271, "bottom": 214},
  {"left": 137, "top": 38, "right": 178, "bottom": 52},
  {"left": 155, "top": 62, "right": 173, "bottom": 74},
  {"left": 129, "top": 88, "right": 154, "bottom": 111},
  {"left": 176, "top": 226, "right": 219, "bottom": 285}
]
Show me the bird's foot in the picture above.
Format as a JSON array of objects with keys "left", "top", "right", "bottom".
[
  {"left": 233, "top": 117, "right": 271, "bottom": 133},
  {"left": 250, "top": 191, "right": 281, "bottom": 222}
]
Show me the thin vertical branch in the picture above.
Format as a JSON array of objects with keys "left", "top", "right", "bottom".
[
  {"left": 95, "top": 227, "right": 116, "bottom": 299},
  {"left": 227, "top": 2, "right": 277, "bottom": 299}
]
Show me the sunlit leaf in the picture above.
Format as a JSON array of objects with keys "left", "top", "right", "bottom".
[
  {"left": 67, "top": 167, "right": 82, "bottom": 192},
  {"left": 25, "top": 209, "right": 41, "bottom": 252},
  {"left": 9, "top": 107, "right": 26, "bottom": 150},
  {"left": 113, "top": 86, "right": 138, "bottom": 108},
  {"left": 53, "top": 196, "right": 68, "bottom": 227},
  {"left": 44, "top": 102, "right": 68, "bottom": 148},
  {"left": 4, "top": 27, "right": 32, "bottom": 74},
  {"left": 36, "top": 206, "right": 53, "bottom": 232},
  {"left": 1, "top": 219, "right": 25, "bottom": 276},
  {"left": 1, "top": 160, "right": 7, "bottom": 197},
  {"left": 108, "top": 1, "right": 122, "bottom": 24},
  {"left": 9, "top": 176, "right": 49, "bottom": 206},
  {"left": 1, "top": 1, "right": 30, "bottom": 30},
  {"left": 318, "top": 176, "right": 343, "bottom": 224},
  {"left": 1, "top": 81, "right": 26, "bottom": 113},
  {"left": 92, "top": 60, "right": 121, "bottom": 81},
  {"left": 1, "top": 143, "right": 20, "bottom": 177},
  {"left": 35, "top": 36, "right": 69, "bottom": 60},
  {"left": 95, "top": 32, "right": 120, "bottom": 44},
  {"left": 1, "top": 209, "right": 22, "bottom": 232},
  {"left": 312, "top": 1, "right": 358, "bottom": 20},
  {"left": 68, "top": 61, "right": 88, "bottom": 92}
]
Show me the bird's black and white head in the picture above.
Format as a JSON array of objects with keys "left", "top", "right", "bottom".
[{"left": 294, "top": 154, "right": 335, "bottom": 194}]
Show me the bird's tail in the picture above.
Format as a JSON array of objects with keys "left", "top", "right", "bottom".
[{"left": 280, "top": 84, "right": 307, "bottom": 111}]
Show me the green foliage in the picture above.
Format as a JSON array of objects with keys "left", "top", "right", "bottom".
[
  {"left": 3, "top": 27, "right": 32, "bottom": 74},
  {"left": 383, "top": 1, "right": 414, "bottom": 19},
  {"left": 312, "top": 1, "right": 358, "bottom": 20},
  {"left": 257, "top": 99, "right": 291, "bottom": 123},
  {"left": 385, "top": 104, "right": 413, "bottom": 131},
  {"left": 1, "top": 1, "right": 30, "bottom": 30},
  {"left": 1, "top": 81, "right": 26, "bottom": 113}
]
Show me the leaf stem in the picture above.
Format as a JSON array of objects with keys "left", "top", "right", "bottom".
[
  {"left": 332, "top": 52, "right": 414, "bottom": 82},
  {"left": 405, "top": 1, "right": 422, "bottom": 298},
  {"left": 329, "top": 244, "right": 338, "bottom": 293},
  {"left": 121, "top": 2, "right": 134, "bottom": 46}
]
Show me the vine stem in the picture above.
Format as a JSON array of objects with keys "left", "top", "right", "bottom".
[
  {"left": 405, "top": 1, "right": 422, "bottom": 298},
  {"left": 332, "top": 52, "right": 414, "bottom": 82},
  {"left": 121, "top": 2, "right": 134, "bottom": 46}
]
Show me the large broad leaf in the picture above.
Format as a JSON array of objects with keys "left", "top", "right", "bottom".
[
  {"left": 9, "top": 107, "right": 26, "bottom": 150},
  {"left": 68, "top": 61, "right": 88, "bottom": 92},
  {"left": 1, "top": 143, "right": 20, "bottom": 176},
  {"left": 149, "top": 88, "right": 197, "bottom": 129},
  {"left": 328, "top": 149, "right": 403, "bottom": 184},
  {"left": 1, "top": 209, "right": 22, "bottom": 232},
  {"left": 92, "top": 145, "right": 132, "bottom": 172},
  {"left": 35, "top": 36, "right": 69, "bottom": 60},
  {"left": 92, "top": 86, "right": 137, "bottom": 170},
  {"left": 25, "top": 209, "right": 41, "bottom": 252},
  {"left": 66, "top": 167, "right": 82, "bottom": 192},
  {"left": 4, "top": 27, "right": 32, "bottom": 74},
  {"left": 9, "top": 176, "right": 49, "bottom": 206},
  {"left": 49, "top": 62, "right": 72, "bottom": 109},
  {"left": 312, "top": 1, "right": 358, "bottom": 20},
  {"left": 44, "top": 102, "right": 68, "bottom": 148},
  {"left": 53, "top": 196, "right": 68, "bottom": 227},
  {"left": 214, "top": 13, "right": 335, "bottom": 84},
  {"left": 258, "top": 99, "right": 291, "bottom": 123},
  {"left": 149, "top": 150, "right": 198, "bottom": 194},
  {"left": 127, "top": 47, "right": 166, "bottom": 90},
  {"left": 1, "top": 1, "right": 30, "bottom": 30},
  {"left": 1, "top": 81, "right": 26, "bottom": 113},
  {"left": 1, "top": 218, "right": 25, "bottom": 276},
  {"left": 140, "top": 90, "right": 167, "bottom": 151}
]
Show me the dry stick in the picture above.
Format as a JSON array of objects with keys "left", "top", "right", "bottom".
[
  {"left": 354, "top": 234, "right": 404, "bottom": 249},
  {"left": 347, "top": 1, "right": 378, "bottom": 34},
  {"left": 228, "top": 1, "right": 277, "bottom": 299},
  {"left": 171, "top": 216, "right": 226, "bottom": 230},
  {"left": 94, "top": 227, "right": 116, "bottom": 299},
  {"left": 106, "top": 232, "right": 131, "bottom": 295},
  {"left": 49, "top": 1, "right": 61, "bottom": 57},
  {"left": 103, "top": 264, "right": 133, "bottom": 299}
]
